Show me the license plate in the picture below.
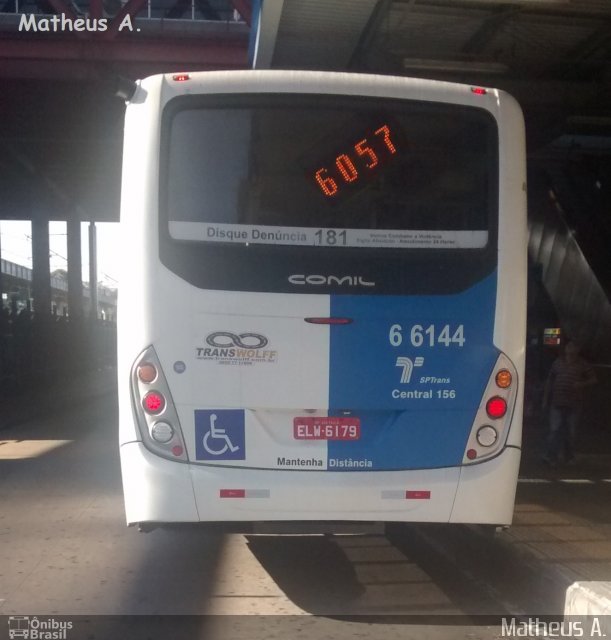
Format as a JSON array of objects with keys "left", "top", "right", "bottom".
[{"left": 293, "top": 417, "right": 361, "bottom": 441}]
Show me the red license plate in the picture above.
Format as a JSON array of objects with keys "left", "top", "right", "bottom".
[{"left": 293, "top": 417, "right": 361, "bottom": 441}]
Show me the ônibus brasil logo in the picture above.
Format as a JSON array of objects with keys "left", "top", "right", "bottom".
[{"left": 8, "top": 616, "right": 73, "bottom": 640}]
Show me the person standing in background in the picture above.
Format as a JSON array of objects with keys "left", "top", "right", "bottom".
[{"left": 542, "top": 341, "right": 597, "bottom": 465}]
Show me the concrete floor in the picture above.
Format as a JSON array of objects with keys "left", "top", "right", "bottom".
[{"left": 1, "top": 382, "right": 610, "bottom": 639}]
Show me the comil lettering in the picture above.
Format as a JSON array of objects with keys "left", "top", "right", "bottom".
[{"left": 288, "top": 275, "right": 375, "bottom": 287}]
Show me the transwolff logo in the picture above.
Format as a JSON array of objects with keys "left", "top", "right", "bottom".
[
  {"left": 197, "top": 331, "right": 277, "bottom": 366},
  {"left": 288, "top": 275, "right": 375, "bottom": 287}
]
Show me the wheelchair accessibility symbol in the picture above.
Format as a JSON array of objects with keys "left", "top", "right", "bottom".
[
  {"left": 195, "top": 409, "right": 246, "bottom": 461},
  {"left": 204, "top": 414, "right": 240, "bottom": 455}
]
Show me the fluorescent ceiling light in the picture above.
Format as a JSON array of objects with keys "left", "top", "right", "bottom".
[{"left": 402, "top": 58, "right": 508, "bottom": 74}]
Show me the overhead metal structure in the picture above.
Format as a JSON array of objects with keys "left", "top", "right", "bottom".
[
  {"left": 253, "top": 0, "right": 611, "bottom": 146},
  {"left": 0, "top": 0, "right": 249, "bottom": 79},
  {"left": 1, "top": 0, "right": 610, "bottom": 223},
  {"left": 252, "top": 0, "right": 380, "bottom": 70},
  {"left": 0, "top": 0, "right": 609, "bottom": 356}
]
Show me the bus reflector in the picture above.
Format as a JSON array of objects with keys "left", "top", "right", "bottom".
[
  {"left": 220, "top": 489, "right": 246, "bottom": 498},
  {"left": 219, "top": 489, "right": 270, "bottom": 498},
  {"left": 171, "top": 445, "right": 184, "bottom": 457},
  {"left": 486, "top": 396, "right": 507, "bottom": 419},
  {"left": 143, "top": 391, "right": 165, "bottom": 414},
  {"left": 466, "top": 449, "right": 477, "bottom": 460},
  {"left": 406, "top": 490, "right": 431, "bottom": 500},
  {"left": 495, "top": 369, "right": 512, "bottom": 388}
]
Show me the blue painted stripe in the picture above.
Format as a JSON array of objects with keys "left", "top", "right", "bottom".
[{"left": 327, "top": 272, "right": 498, "bottom": 470}]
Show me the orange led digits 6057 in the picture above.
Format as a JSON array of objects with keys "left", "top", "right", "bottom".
[{"left": 312, "top": 123, "right": 399, "bottom": 198}]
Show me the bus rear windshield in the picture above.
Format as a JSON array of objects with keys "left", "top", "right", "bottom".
[{"left": 164, "top": 94, "right": 497, "bottom": 251}]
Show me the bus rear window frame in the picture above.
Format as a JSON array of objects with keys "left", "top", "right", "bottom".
[{"left": 158, "top": 92, "right": 500, "bottom": 296}]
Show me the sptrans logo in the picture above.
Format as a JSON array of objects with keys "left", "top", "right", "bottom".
[
  {"left": 395, "top": 356, "right": 424, "bottom": 384},
  {"left": 8, "top": 616, "right": 73, "bottom": 639}
]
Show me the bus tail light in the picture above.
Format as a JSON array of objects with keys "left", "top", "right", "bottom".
[
  {"left": 486, "top": 396, "right": 507, "bottom": 419},
  {"left": 130, "top": 346, "right": 188, "bottom": 461},
  {"left": 495, "top": 369, "right": 512, "bottom": 388},
  {"left": 143, "top": 391, "right": 165, "bottom": 414},
  {"left": 137, "top": 362, "right": 157, "bottom": 384},
  {"left": 462, "top": 352, "right": 517, "bottom": 465}
]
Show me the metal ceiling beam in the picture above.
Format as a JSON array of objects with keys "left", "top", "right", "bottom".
[
  {"left": 349, "top": 0, "right": 393, "bottom": 69},
  {"left": 0, "top": 59, "right": 243, "bottom": 81},
  {"left": 0, "top": 142, "right": 85, "bottom": 215},
  {"left": 561, "top": 21, "right": 611, "bottom": 64},
  {"left": 0, "top": 37, "right": 249, "bottom": 69},
  {"left": 403, "top": 0, "right": 610, "bottom": 20},
  {"left": 251, "top": 0, "right": 284, "bottom": 69},
  {"left": 462, "top": 5, "right": 521, "bottom": 55}
]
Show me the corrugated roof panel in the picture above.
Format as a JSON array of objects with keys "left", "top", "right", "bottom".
[
  {"left": 384, "top": 6, "right": 492, "bottom": 57},
  {"left": 370, "top": 3, "right": 611, "bottom": 73},
  {"left": 266, "top": 0, "right": 611, "bottom": 79},
  {"left": 494, "top": 15, "right": 604, "bottom": 67},
  {"left": 273, "top": 0, "right": 378, "bottom": 68}
]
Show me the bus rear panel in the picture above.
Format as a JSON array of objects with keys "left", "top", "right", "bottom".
[{"left": 118, "top": 71, "right": 526, "bottom": 528}]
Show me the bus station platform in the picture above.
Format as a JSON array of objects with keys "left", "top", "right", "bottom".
[{"left": 1, "top": 367, "right": 610, "bottom": 619}]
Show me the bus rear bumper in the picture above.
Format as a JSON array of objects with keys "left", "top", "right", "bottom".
[
  {"left": 120, "top": 442, "right": 521, "bottom": 527},
  {"left": 120, "top": 442, "right": 199, "bottom": 525},
  {"left": 450, "top": 446, "right": 521, "bottom": 525}
]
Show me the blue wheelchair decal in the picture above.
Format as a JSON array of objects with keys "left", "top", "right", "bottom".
[{"left": 195, "top": 409, "right": 246, "bottom": 461}]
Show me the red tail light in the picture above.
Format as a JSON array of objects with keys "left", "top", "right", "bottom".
[
  {"left": 143, "top": 391, "right": 165, "bottom": 414},
  {"left": 486, "top": 396, "right": 507, "bottom": 419}
]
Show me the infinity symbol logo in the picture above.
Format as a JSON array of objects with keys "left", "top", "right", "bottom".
[{"left": 206, "top": 332, "right": 269, "bottom": 349}]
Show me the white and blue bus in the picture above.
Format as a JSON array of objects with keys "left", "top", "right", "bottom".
[{"left": 118, "top": 70, "right": 526, "bottom": 529}]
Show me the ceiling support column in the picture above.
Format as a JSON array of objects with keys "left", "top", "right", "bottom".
[
  {"left": 67, "top": 217, "right": 83, "bottom": 320},
  {"left": 31, "top": 216, "right": 51, "bottom": 318},
  {"left": 88, "top": 221, "right": 98, "bottom": 321}
]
